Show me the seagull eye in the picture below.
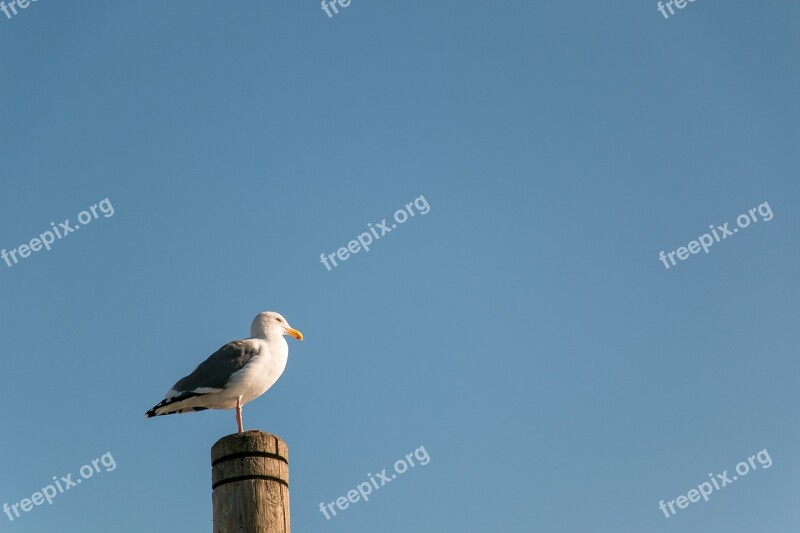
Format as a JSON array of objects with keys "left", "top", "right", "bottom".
[{"left": 276, "top": 318, "right": 283, "bottom": 323}]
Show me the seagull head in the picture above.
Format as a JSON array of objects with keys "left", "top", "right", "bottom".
[{"left": 251, "top": 311, "right": 303, "bottom": 341}]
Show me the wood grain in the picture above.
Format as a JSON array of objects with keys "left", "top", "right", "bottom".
[{"left": 211, "top": 431, "right": 290, "bottom": 533}]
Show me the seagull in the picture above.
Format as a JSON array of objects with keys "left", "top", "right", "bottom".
[{"left": 145, "top": 311, "right": 303, "bottom": 433}]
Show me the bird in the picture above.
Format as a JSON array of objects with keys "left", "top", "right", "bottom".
[{"left": 145, "top": 311, "right": 303, "bottom": 433}]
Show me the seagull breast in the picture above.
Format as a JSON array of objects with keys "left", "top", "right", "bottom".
[{"left": 226, "top": 336, "right": 289, "bottom": 404}]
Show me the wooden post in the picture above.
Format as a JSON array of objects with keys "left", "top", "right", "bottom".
[{"left": 211, "top": 431, "right": 290, "bottom": 533}]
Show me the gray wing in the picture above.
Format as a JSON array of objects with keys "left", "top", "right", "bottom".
[
  {"left": 171, "top": 339, "right": 260, "bottom": 393},
  {"left": 145, "top": 340, "right": 261, "bottom": 418}
]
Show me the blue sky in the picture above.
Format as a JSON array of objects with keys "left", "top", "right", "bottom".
[{"left": 1, "top": 1, "right": 799, "bottom": 532}]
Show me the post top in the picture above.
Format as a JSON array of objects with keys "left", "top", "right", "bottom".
[{"left": 211, "top": 430, "right": 289, "bottom": 464}]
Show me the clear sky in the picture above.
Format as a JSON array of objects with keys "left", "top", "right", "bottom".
[{"left": 1, "top": 1, "right": 799, "bottom": 532}]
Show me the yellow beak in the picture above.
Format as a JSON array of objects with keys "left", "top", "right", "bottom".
[{"left": 285, "top": 327, "right": 303, "bottom": 341}]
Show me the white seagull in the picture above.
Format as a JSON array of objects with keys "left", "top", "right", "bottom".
[{"left": 146, "top": 311, "right": 303, "bottom": 433}]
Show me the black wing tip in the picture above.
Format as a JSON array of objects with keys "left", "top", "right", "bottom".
[
  {"left": 145, "top": 394, "right": 209, "bottom": 418},
  {"left": 145, "top": 397, "right": 178, "bottom": 418},
  {"left": 145, "top": 404, "right": 164, "bottom": 418},
  {"left": 145, "top": 406, "right": 208, "bottom": 418}
]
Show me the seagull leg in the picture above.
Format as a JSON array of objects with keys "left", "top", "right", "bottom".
[{"left": 236, "top": 397, "right": 244, "bottom": 434}]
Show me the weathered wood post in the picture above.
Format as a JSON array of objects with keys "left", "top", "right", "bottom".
[{"left": 211, "top": 431, "right": 290, "bottom": 533}]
